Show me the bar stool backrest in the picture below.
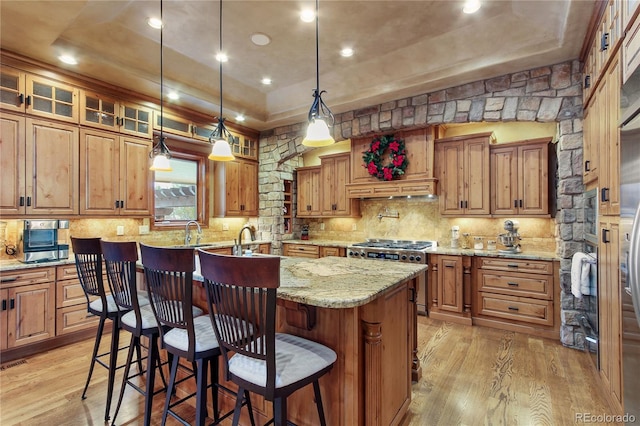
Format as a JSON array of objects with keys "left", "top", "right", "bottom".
[
  {"left": 139, "top": 243, "right": 196, "bottom": 358},
  {"left": 101, "top": 240, "right": 141, "bottom": 331},
  {"left": 198, "top": 251, "right": 280, "bottom": 394},
  {"left": 71, "top": 237, "right": 106, "bottom": 306}
]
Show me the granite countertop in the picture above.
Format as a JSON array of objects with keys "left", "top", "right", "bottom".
[
  {"left": 282, "top": 239, "right": 354, "bottom": 247},
  {"left": 193, "top": 256, "right": 427, "bottom": 309},
  {"left": 428, "top": 247, "right": 559, "bottom": 261}
]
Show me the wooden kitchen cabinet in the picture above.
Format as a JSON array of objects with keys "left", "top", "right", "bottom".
[
  {"left": 282, "top": 243, "right": 320, "bottom": 258},
  {"left": 296, "top": 166, "right": 321, "bottom": 217},
  {"left": 213, "top": 158, "right": 259, "bottom": 217},
  {"left": 490, "top": 138, "right": 550, "bottom": 216},
  {"left": 473, "top": 257, "right": 558, "bottom": 338},
  {"left": 320, "top": 152, "right": 359, "bottom": 217},
  {"left": 582, "top": 90, "right": 599, "bottom": 184},
  {"left": 320, "top": 246, "right": 346, "bottom": 257},
  {"left": 434, "top": 132, "right": 493, "bottom": 216},
  {"left": 0, "top": 267, "right": 56, "bottom": 350},
  {"left": 428, "top": 254, "right": 472, "bottom": 325},
  {"left": 80, "top": 89, "right": 152, "bottom": 138},
  {"left": 55, "top": 264, "right": 99, "bottom": 335},
  {"left": 80, "top": 128, "right": 153, "bottom": 216},
  {"left": 0, "top": 113, "right": 79, "bottom": 216},
  {"left": 598, "top": 217, "right": 623, "bottom": 411}
]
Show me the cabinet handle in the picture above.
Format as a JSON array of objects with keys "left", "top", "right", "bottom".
[
  {"left": 445, "top": 264, "right": 455, "bottom": 268},
  {"left": 519, "top": 199, "right": 523, "bottom": 208},
  {"left": 1, "top": 276, "right": 17, "bottom": 283},
  {"left": 584, "top": 160, "right": 590, "bottom": 172},
  {"left": 601, "top": 32, "right": 609, "bottom": 51},
  {"left": 26, "top": 95, "right": 31, "bottom": 106},
  {"left": 115, "top": 200, "right": 119, "bottom": 208},
  {"left": 507, "top": 263, "right": 519, "bottom": 268},
  {"left": 19, "top": 196, "right": 24, "bottom": 207},
  {"left": 18, "top": 94, "right": 24, "bottom": 105},
  {"left": 26, "top": 196, "right": 31, "bottom": 206},
  {"left": 9, "top": 299, "right": 15, "bottom": 310},
  {"left": 602, "top": 228, "right": 610, "bottom": 244},
  {"left": 1, "top": 300, "right": 6, "bottom": 311},
  {"left": 460, "top": 201, "right": 464, "bottom": 209},
  {"left": 514, "top": 200, "right": 518, "bottom": 208},
  {"left": 584, "top": 75, "right": 591, "bottom": 89},
  {"left": 507, "top": 282, "right": 519, "bottom": 287},
  {"left": 601, "top": 187, "right": 610, "bottom": 202},
  {"left": 508, "top": 306, "right": 519, "bottom": 311},
  {"left": 465, "top": 201, "right": 468, "bottom": 209}
]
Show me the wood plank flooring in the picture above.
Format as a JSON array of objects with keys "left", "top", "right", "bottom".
[{"left": 0, "top": 316, "right": 618, "bottom": 425}]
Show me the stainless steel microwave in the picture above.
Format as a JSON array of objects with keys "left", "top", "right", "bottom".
[{"left": 18, "top": 219, "right": 69, "bottom": 263}]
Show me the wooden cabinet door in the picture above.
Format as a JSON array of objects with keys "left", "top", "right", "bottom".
[
  {"left": 221, "top": 160, "right": 242, "bottom": 216},
  {"left": 0, "top": 66, "right": 26, "bottom": 112},
  {"left": 435, "top": 140, "right": 464, "bottom": 215},
  {"left": 239, "top": 160, "right": 258, "bottom": 216},
  {"left": 490, "top": 145, "right": 518, "bottom": 215},
  {"left": 25, "top": 118, "right": 79, "bottom": 215},
  {"left": 214, "top": 159, "right": 258, "bottom": 217},
  {"left": 582, "top": 95, "right": 598, "bottom": 184},
  {"left": 519, "top": 142, "right": 548, "bottom": 215},
  {"left": 320, "top": 153, "right": 351, "bottom": 216},
  {"left": 464, "top": 136, "right": 490, "bottom": 215},
  {"left": 6, "top": 282, "right": 56, "bottom": 348},
  {"left": 600, "top": 55, "right": 621, "bottom": 217},
  {"left": 0, "top": 112, "right": 25, "bottom": 215},
  {"left": 437, "top": 255, "right": 463, "bottom": 313},
  {"left": 25, "top": 75, "right": 78, "bottom": 123},
  {"left": 119, "top": 136, "right": 152, "bottom": 215},
  {"left": 599, "top": 217, "right": 623, "bottom": 408},
  {"left": 297, "top": 166, "right": 321, "bottom": 217},
  {"left": 80, "top": 90, "right": 119, "bottom": 131},
  {"left": 80, "top": 128, "right": 119, "bottom": 215},
  {"left": 0, "top": 288, "right": 7, "bottom": 351}
]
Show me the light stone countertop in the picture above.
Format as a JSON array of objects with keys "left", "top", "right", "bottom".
[
  {"left": 193, "top": 256, "right": 427, "bottom": 309},
  {"left": 282, "top": 239, "right": 355, "bottom": 247}
]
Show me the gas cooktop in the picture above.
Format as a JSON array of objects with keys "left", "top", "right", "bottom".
[
  {"left": 347, "top": 240, "right": 437, "bottom": 264},
  {"left": 350, "top": 239, "right": 436, "bottom": 250}
]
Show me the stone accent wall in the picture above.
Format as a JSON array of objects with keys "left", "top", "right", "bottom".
[{"left": 258, "top": 60, "right": 587, "bottom": 348}]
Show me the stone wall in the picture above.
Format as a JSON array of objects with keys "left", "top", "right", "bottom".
[{"left": 257, "top": 59, "right": 587, "bottom": 348}]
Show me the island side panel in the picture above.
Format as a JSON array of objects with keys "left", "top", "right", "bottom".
[{"left": 275, "top": 304, "right": 362, "bottom": 425}]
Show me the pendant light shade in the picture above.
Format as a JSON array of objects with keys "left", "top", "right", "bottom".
[
  {"left": 149, "top": 0, "right": 173, "bottom": 172},
  {"left": 302, "top": 0, "right": 335, "bottom": 147},
  {"left": 209, "top": 0, "right": 235, "bottom": 162}
]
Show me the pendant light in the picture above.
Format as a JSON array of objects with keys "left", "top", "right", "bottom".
[
  {"left": 302, "top": 0, "right": 335, "bottom": 147},
  {"left": 149, "top": 0, "right": 173, "bottom": 172},
  {"left": 208, "top": 0, "right": 235, "bottom": 162}
]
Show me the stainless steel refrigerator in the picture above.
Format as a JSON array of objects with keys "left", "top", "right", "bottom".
[{"left": 620, "top": 123, "right": 640, "bottom": 421}]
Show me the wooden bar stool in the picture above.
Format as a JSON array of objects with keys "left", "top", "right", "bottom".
[
  {"left": 71, "top": 236, "right": 127, "bottom": 422},
  {"left": 198, "top": 250, "right": 337, "bottom": 426},
  {"left": 101, "top": 240, "right": 169, "bottom": 426}
]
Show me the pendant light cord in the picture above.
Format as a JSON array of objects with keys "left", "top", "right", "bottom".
[
  {"left": 315, "top": 0, "right": 319, "bottom": 94},
  {"left": 219, "top": 0, "right": 223, "bottom": 118},
  {"left": 160, "top": 0, "right": 164, "bottom": 142}
]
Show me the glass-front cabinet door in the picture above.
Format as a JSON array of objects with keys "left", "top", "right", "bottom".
[
  {"left": 0, "top": 66, "right": 26, "bottom": 112},
  {"left": 120, "top": 102, "right": 152, "bottom": 138},
  {"left": 26, "top": 75, "right": 78, "bottom": 123},
  {"left": 80, "top": 90, "right": 118, "bottom": 131}
]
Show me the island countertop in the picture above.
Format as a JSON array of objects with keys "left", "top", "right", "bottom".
[{"left": 194, "top": 255, "right": 428, "bottom": 310}]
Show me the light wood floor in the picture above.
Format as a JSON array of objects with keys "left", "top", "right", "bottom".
[{"left": 0, "top": 316, "right": 617, "bottom": 426}]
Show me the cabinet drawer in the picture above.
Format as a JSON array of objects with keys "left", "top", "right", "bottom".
[
  {"left": 0, "top": 267, "right": 55, "bottom": 288},
  {"left": 283, "top": 244, "right": 320, "bottom": 258},
  {"left": 320, "top": 246, "right": 345, "bottom": 257},
  {"left": 478, "top": 293, "right": 553, "bottom": 326},
  {"left": 56, "top": 305, "right": 100, "bottom": 335},
  {"left": 56, "top": 278, "right": 88, "bottom": 308},
  {"left": 478, "top": 271, "right": 552, "bottom": 299},
  {"left": 56, "top": 264, "right": 78, "bottom": 281},
  {"left": 477, "top": 257, "right": 553, "bottom": 275}
]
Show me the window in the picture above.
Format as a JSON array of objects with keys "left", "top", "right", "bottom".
[{"left": 152, "top": 147, "right": 207, "bottom": 229}]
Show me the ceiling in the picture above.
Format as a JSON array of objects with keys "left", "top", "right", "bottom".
[{"left": 0, "top": 1, "right": 596, "bottom": 132}]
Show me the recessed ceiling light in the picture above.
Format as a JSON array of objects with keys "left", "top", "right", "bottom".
[
  {"left": 261, "top": 77, "right": 272, "bottom": 85},
  {"left": 250, "top": 33, "right": 271, "bottom": 46},
  {"left": 147, "top": 17, "right": 163, "bottom": 29},
  {"left": 235, "top": 114, "right": 245, "bottom": 122},
  {"left": 300, "top": 9, "right": 315, "bottom": 22},
  {"left": 216, "top": 52, "right": 228, "bottom": 62},
  {"left": 463, "top": 0, "right": 481, "bottom": 14},
  {"left": 340, "top": 47, "right": 354, "bottom": 57},
  {"left": 58, "top": 55, "right": 77, "bottom": 65},
  {"left": 167, "top": 91, "right": 179, "bottom": 101}
]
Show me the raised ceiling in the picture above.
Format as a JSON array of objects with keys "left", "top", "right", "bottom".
[{"left": 0, "top": 1, "right": 596, "bottom": 131}]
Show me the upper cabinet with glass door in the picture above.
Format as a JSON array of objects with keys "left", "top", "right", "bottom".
[
  {"left": 80, "top": 89, "right": 153, "bottom": 138},
  {"left": 0, "top": 66, "right": 79, "bottom": 123}
]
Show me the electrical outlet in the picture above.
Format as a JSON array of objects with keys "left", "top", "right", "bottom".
[
  {"left": 138, "top": 225, "right": 149, "bottom": 235},
  {"left": 222, "top": 223, "right": 229, "bottom": 231},
  {"left": 320, "top": 223, "right": 325, "bottom": 231},
  {"left": 116, "top": 225, "right": 124, "bottom": 236},
  {"left": 352, "top": 223, "right": 357, "bottom": 231}
]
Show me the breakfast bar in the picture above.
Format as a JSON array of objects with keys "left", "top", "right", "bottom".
[{"left": 192, "top": 255, "right": 427, "bottom": 426}]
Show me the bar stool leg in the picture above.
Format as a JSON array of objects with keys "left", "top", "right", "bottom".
[
  {"left": 82, "top": 315, "right": 106, "bottom": 400},
  {"left": 104, "top": 317, "right": 121, "bottom": 421},
  {"left": 313, "top": 380, "right": 327, "bottom": 426},
  {"left": 162, "top": 355, "right": 180, "bottom": 425},
  {"left": 195, "top": 358, "right": 209, "bottom": 426},
  {"left": 110, "top": 333, "right": 137, "bottom": 425}
]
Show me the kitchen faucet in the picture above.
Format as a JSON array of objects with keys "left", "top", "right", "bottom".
[
  {"left": 234, "top": 224, "right": 256, "bottom": 255},
  {"left": 184, "top": 220, "right": 202, "bottom": 246}
]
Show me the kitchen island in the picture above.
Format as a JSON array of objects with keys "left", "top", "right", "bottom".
[{"left": 191, "top": 255, "right": 427, "bottom": 426}]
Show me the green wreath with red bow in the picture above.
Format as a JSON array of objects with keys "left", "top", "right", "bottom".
[{"left": 362, "top": 134, "right": 408, "bottom": 181}]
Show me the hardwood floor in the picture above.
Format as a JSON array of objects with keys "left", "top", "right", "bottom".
[{"left": 0, "top": 316, "right": 617, "bottom": 425}]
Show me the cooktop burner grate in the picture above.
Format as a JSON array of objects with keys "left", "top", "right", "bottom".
[{"left": 351, "top": 240, "right": 435, "bottom": 250}]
